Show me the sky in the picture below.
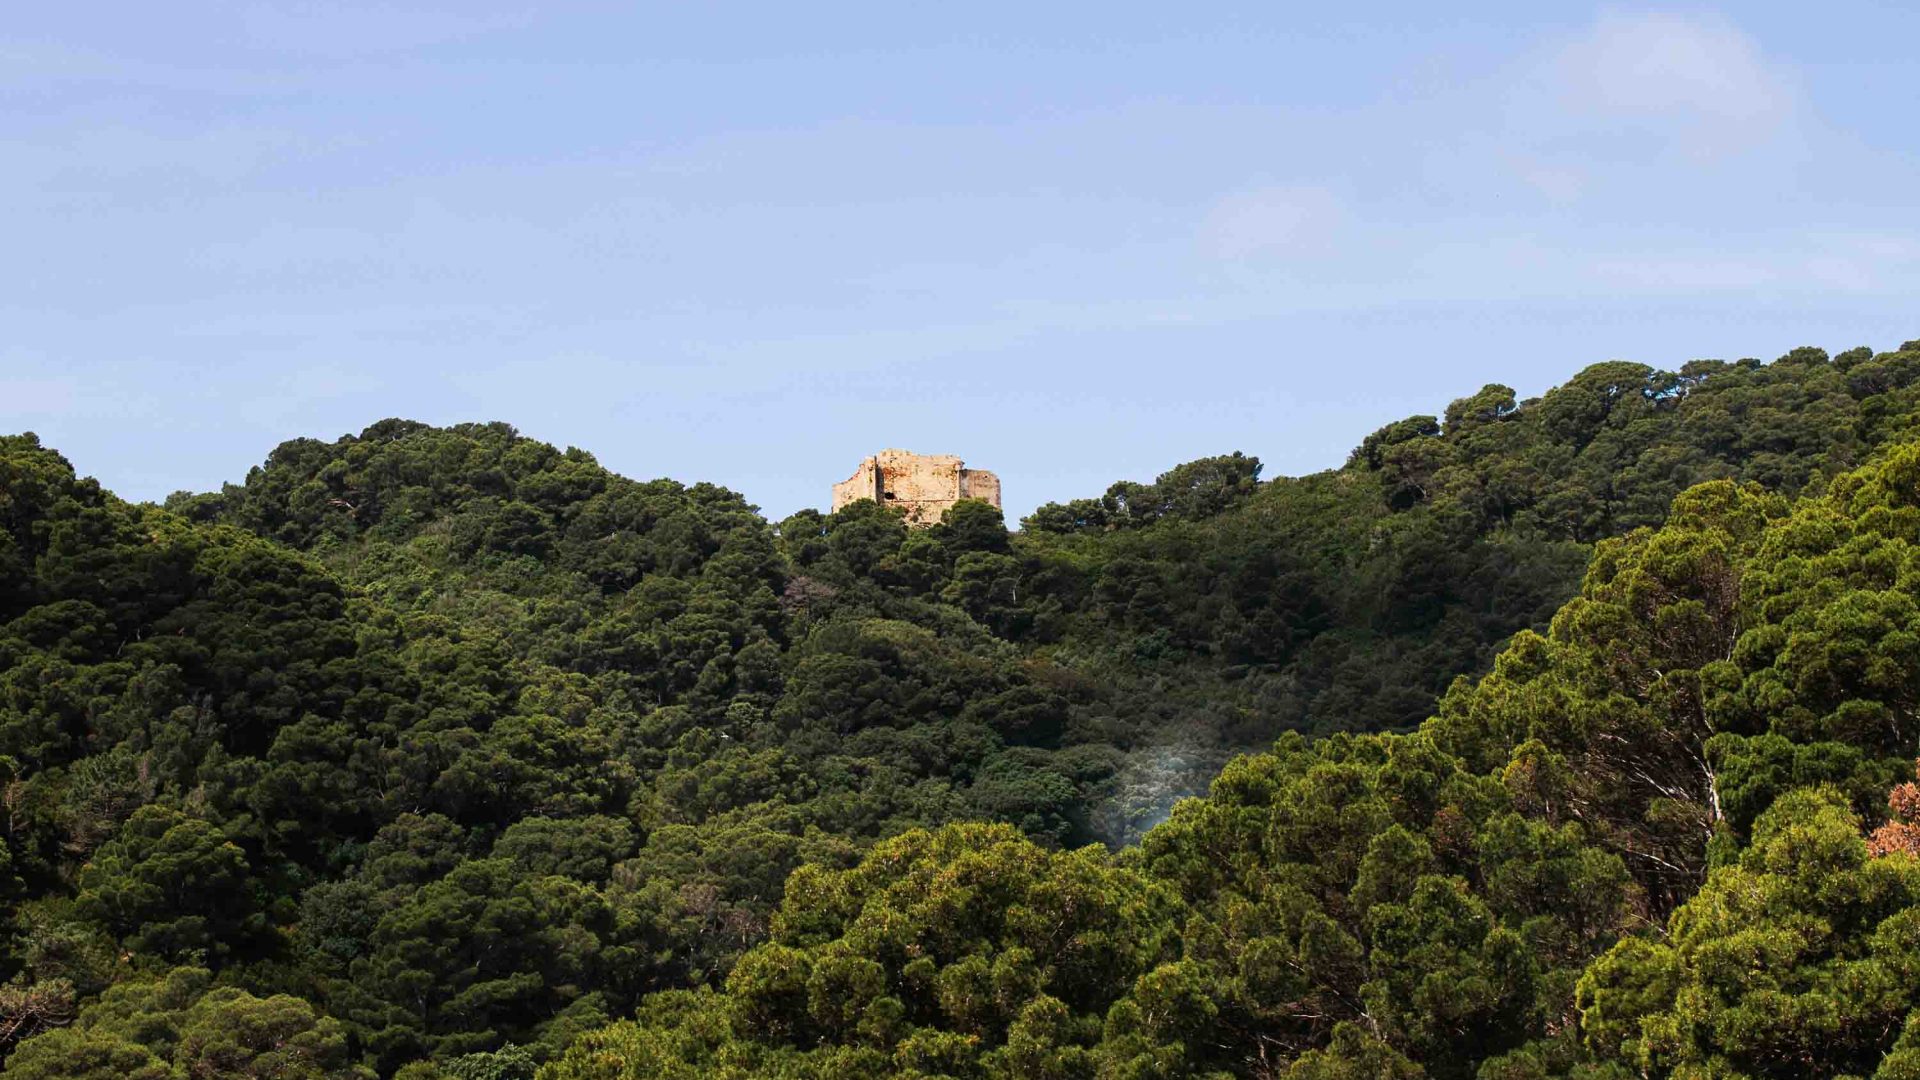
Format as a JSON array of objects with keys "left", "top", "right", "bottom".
[{"left": 4, "top": 3, "right": 1919, "bottom": 523}]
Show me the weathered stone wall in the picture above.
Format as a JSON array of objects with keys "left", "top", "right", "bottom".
[
  {"left": 831, "top": 460, "right": 880, "bottom": 510},
  {"left": 959, "top": 468, "right": 1000, "bottom": 508},
  {"left": 831, "top": 449, "right": 1002, "bottom": 526}
]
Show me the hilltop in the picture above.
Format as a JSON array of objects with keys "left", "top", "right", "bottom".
[{"left": 4, "top": 339, "right": 1920, "bottom": 1078}]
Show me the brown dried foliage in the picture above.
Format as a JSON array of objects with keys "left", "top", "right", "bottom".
[{"left": 1867, "top": 759, "right": 1920, "bottom": 858}]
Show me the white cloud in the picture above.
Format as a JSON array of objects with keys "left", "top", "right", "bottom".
[
  {"left": 1199, "top": 185, "right": 1343, "bottom": 260},
  {"left": 0, "top": 375, "right": 76, "bottom": 417},
  {"left": 1800, "top": 232, "right": 1920, "bottom": 292},
  {"left": 238, "top": 5, "right": 538, "bottom": 57},
  {"left": 1504, "top": 153, "right": 1588, "bottom": 202},
  {"left": 1585, "top": 231, "right": 1920, "bottom": 295},
  {"left": 1586, "top": 253, "right": 1778, "bottom": 290},
  {"left": 1546, "top": 10, "right": 1796, "bottom": 157},
  {"left": 0, "top": 359, "right": 158, "bottom": 423}
]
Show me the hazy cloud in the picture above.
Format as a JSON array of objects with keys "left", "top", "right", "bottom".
[
  {"left": 1800, "top": 232, "right": 1920, "bottom": 293},
  {"left": 0, "top": 375, "right": 76, "bottom": 418},
  {"left": 1545, "top": 10, "right": 1796, "bottom": 157},
  {"left": 1503, "top": 153, "right": 1588, "bottom": 202},
  {"left": 237, "top": 4, "right": 539, "bottom": 57},
  {"left": 1586, "top": 253, "right": 1778, "bottom": 290},
  {"left": 1586, "top": 230, "right": 1920, "bottom": 294},
  {"left": 1199, "top": 185, "right": 1343, "bottom": 260},
  {"left": 0, "top": 362, "right": 157, "bottom": 423}
]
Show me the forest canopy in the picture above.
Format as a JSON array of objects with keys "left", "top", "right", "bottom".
[{"left": 5, "top": 339, "right": 1920, "bottom": 1078}]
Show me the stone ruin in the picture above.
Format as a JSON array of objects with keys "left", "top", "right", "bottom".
[{"left": 831, "top": 449, "right": 1001, "bottom": 527}]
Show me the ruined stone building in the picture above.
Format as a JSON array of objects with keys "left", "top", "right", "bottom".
[{"left": 831, "top": 449, "right": 1001, "bottom": 526}]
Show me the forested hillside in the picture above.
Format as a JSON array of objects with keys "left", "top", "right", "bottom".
[{"left": 6, "top": 340, "right": 1920, "bottom": 1079}]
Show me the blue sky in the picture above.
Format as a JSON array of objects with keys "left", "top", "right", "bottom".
[{"left": 4, "top": 4, "right": 1918, "bottom": 522}]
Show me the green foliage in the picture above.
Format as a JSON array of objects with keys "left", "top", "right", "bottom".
[
  {"left": 1021, "top": 344, "right": 1920, "bottom": 740},
  {"left": 1577, "top": 790, "right": 1920, "bottom": 1078},
  {"left": 539, "top": 351, "right": 1920, "bottom": 1078},
  {"left": 10, "top": 339, "right": 1920, "bottom": 1078},
  {"left": 541, "top": 823, "right": 1186, "bottom": 1079},
  {"left": 74, "top": 805, "right": 263, "bottom": 964},
  {"left": 4, "top": 967, "right": 370, "bottom": 1079}
]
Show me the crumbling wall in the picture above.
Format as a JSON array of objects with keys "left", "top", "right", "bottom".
[
  {"left": 831, "top": 460, "right": 880, "bottom": 510},
  {"left": 959, "top": 468, "right": 1000, "bottom": 508},
  {"left": 832, "top": 449, "right": 1002, "bottom": 526}
]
